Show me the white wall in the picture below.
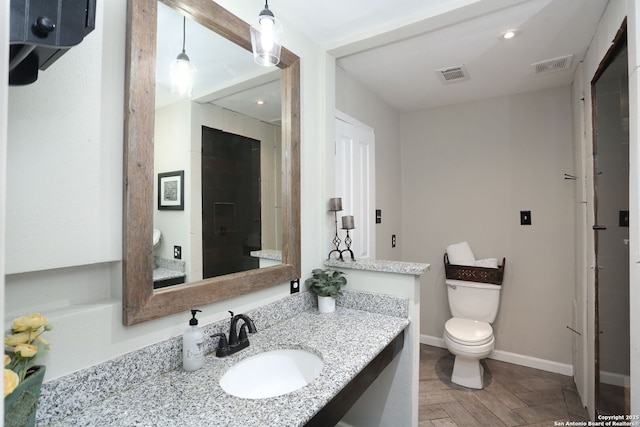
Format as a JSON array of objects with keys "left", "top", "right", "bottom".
[
  {"left": 4, "top": 0, "right": 327, "bottom": 382},
  {"left": 571, "top": 59, "right": 593, "bottom": 412},
  {"left": 401, "top": 87, "right": 577, "bottom": 367},
  {"left": 335, "top": 66, "right": 402, "bottom": 261},
  {"left": 154, "top": 101, "right": 192, "bottom": 264},
  {"left": 1, "top": 0, "right": 9, "bottom": 421},
  {"left": 6, "top": 0, "right": 123, "bottom": 274},
  {"left": 339, "top": 269, "right": 422, "bottom": 427}
]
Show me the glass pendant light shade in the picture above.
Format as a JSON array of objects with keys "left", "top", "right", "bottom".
[
  {"left": 250, "top": 2, "right": 282, "bottom": 67},
  {"left": 170, "top": 17, "right": 196, "bottom": 98},
  {"left": 170, "top": 51, "right": 196, "bottom": 97}
]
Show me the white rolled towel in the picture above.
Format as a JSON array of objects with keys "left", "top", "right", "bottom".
[
  {"left": 475, "top": 258, "right": 498, "bottom": 269},
  {"left": 446, "top": 242, "right": 476, "bottom": 266}
]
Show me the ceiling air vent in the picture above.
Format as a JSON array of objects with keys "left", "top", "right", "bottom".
[
  {"left": 436, "top": 65, "right": 470, "bottom": 84},
  {"left": 532, "top": 55, "right": 573, "bottom": 75}
]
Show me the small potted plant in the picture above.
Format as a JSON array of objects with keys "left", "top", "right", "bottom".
[{"left": 304, "top": 268, "right": 347, "bottom": 313}]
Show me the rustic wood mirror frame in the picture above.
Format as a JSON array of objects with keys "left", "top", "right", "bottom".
[{"left": 123, "top": 0, "right": 300, "bottom": 325}]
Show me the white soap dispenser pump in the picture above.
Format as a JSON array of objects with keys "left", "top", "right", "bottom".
[{"left": 183, "top": 309, "right": 205, "bottom": 371}]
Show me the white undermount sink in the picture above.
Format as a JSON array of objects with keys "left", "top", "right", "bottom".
[{"left": 219, "top": 349, "right": 324, "bottom": 399}]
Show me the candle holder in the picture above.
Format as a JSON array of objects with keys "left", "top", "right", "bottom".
[
  {"left": 327, "top": 198, "right": 343, "bottom": 260},
  {"left": 340, "top": 215, "right": 355, "bottom": 261}
]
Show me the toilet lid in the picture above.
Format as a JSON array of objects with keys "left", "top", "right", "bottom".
[{"left": 445, "top": 318, "right": 493, "bottom": 345}]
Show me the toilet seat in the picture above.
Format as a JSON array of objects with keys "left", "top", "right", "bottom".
[{"left": 444, "top": 318, "right": 493, "bottom": 346}]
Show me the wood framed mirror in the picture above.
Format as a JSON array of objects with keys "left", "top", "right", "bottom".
[{"left": 123, "top": 0, "right": 300, "bottom": 326}]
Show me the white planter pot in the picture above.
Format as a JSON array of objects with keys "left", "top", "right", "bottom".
[{"left": 317, "top": 295, "right": 336, "bottom": 313}]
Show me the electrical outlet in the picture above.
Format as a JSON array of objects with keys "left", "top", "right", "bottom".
[
  {"left": 520, "top": 211, "right": 532, "bottom": 225},
  {"left": 174, "top": 245, "right": 182, "bottom": 259},
  {"left": 620, "top": 210, "right": 629, "bottom": 227},
  {"left": 392, "top": 234, "right": 397, "bottom": 248},
  {"left": 290, "top": 279, "right": 300, "bottom": 294}
]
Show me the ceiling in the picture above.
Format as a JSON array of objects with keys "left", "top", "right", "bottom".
[
  {"left": 156, "top": 2, "right": 282, "bottom": 123},
  {"left": 283, "top": 0, "right": 610, "bottom": 112},
  {"left": 157, "top": 0, "right": 610, "bottom": 119}
]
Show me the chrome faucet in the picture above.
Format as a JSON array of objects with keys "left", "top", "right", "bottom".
[{"left": 211, "top": 311, "right": 257, "bottom": 357}]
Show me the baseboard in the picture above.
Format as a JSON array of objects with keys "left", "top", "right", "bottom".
[
  {"left": 336, "top": 422, "right": 355, "bottom": 427},
  {"left": 421, "top": 335, "right": 446, "bottom": 348},
  {"left": 421, "top": 334, "right": 574, "bottom": 377},
  {"left": 600, "top": 370, "right": 630, "bottom": 387}
]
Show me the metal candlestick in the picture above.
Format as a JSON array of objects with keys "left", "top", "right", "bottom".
[
  {"left": 327, "top": 198, "right": 343, "bottom": 260},
  {"left": 340, "top": 228, "right": 355, "bottom": 261},
  {"left": 339, "top": 215, "right": 355, "bottom": 261},
  {"left": 327, "top": 210, "right": 342, "bottom": 260}
]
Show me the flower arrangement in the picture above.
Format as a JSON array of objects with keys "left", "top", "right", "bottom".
[{"left": 4, "top": 313, "right": 52, "bottom": 397}]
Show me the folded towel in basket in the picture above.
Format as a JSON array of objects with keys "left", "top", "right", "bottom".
[
  {"left": 475, "top": 258, "right": 498, "bottom": 269},
  {"left": 446, "top": 242, "right": 476, "bottom": 266}
]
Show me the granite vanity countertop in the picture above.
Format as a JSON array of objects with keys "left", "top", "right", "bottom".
[
  {"left": 250, "top": 249, "right": 282, "bottom": 261},
  {"left": 325, "top": 258, "right": 430, "bottom": 275},
  {"left": 152, "top": 267, "right": 186, "bottom": 282},
  {"left": 48, "top": 307, "right": 409, "bottom": 427}
]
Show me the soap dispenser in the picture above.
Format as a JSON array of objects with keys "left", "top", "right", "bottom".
[{"left": 183, "top": 309, "right": 205, "bottom": 371}]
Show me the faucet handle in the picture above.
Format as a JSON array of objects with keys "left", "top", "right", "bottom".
[{"left": 211, "top": 333, "right": 229, "bottom": 356}]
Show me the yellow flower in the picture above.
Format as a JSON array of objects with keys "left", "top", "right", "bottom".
[
  {"left": 14, "top": 344, "right": 38, "bottom": 358},
  {"left": 4, "top": 313, "right": 52, "bottom": 382},
  {"left": 4, "top": 369, "right": 19, "bottom": 397},
  {"left": 5, "top": 332, "right": 31, "bottom": 347},
  {"left": 11, "top": 313, "right": 48, "bottom": 332}
]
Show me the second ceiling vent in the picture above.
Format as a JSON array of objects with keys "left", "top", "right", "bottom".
[
  {"left": 435, "top": 65, "right": 470, "bottom": 84},
  {"left": 532, "top": 54, "right": 573, "bottom": 75}
]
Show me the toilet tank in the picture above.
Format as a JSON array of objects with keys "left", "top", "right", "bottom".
[{"left": 446, "top": 279, "right": 502, "bottom": 323}]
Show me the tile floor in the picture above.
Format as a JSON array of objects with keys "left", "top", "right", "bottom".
[{"left": 419, "top": 345, "right": 590, "bottom": 426}]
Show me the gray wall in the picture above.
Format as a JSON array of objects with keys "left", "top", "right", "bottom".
[
  {"left": 401, "top": 87, "right": 577, "bottom": 365},
  {"left": 336, "top": 61, "right": 578, "bottom": 366}
]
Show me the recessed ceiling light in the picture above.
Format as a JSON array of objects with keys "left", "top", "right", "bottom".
[
  {"left": 502, "top": 30, "right": 517, "bottom": 40},
  {"left": 256, "top": 100, "right": 266, "bottom": 105}
]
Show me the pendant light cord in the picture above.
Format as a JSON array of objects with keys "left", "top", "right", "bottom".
[{"left": 182, "top": 16, "right": 186, "bottom": 53}]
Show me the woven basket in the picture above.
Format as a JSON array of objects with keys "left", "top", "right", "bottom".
[{"left": 444, "top": 253, "right": 505, "bottom": 285}]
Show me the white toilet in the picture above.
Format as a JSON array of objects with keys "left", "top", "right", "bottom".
[{"left": 443, "top": 279, "right": 502, "bottom": 389}]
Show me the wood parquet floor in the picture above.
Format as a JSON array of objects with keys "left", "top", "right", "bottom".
[{"left": 419, "top": 344, "right": 590, "bottom": 427}]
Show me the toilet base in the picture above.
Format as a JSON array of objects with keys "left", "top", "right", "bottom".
[{"left": 451, "top": 356, "right": 484, "bottom": 389}]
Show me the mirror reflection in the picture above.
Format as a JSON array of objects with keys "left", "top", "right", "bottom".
[
  {"left": 152, "top": 2, "right": 283, "bottom": 288},
  {"left": 123, "top": 0, "right": 300, "bottom": 326}
]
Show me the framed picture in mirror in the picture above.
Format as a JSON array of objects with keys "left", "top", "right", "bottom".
[{"left": 158, "top": 170, "right": 184, "bottom": 210}]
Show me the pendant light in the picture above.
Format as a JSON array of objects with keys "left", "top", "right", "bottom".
[
  {"left": 250, "top": 1, "right": 283, "bottom": 67},
  {"left": 170, "top": 16, "right": 196, "bottom": 97}
]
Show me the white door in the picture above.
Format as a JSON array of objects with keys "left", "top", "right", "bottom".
[{"left": 335, "top": 113, "right": 375, "bottom": 260}]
